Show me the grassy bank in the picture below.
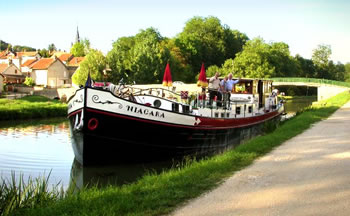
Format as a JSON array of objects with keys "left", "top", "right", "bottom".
[
  {"left": 10, "top": 91, "right": 350, "bottom": 216},
  {"left": 0, "top": 96, "right": 67, "bottom": 121}
]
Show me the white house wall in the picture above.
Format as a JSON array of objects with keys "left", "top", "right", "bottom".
[{"left": 35, "top": 70, "right": 47, "bottom": 86}]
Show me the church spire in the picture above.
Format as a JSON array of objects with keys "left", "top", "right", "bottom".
[{"left": 76, "top": 26, "right": 80, "bottom": 43}]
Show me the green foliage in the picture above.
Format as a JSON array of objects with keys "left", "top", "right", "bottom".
[
  {"left": 232, "top": 38, "right": 301, "bottom": 79},
  {"left": 0, "top": 96, "right": 67, "bottom": 120},
  {"left": 295, "top": 54, "right": 317, "bottom": 77},
  {"left": 107, "top": 28, "right": 170, "bottom": 84},
  {"left": 175, "top": 16, "right": 248, "bottom": 81},
  {"left": 233, "top": 37, "right": 275, "bottom": 78},
  {"left": 0, "top": 40, "right": 9, "bottom": 51},
  {"left": 345, "top": 63, "right": 350, "bottom": 82},
  {"left": 0, "top": 172, "right": 66, "bottom": 216},
  {"left": 48, "top": 43, "right": 56, "bottom": 53},
  {"left": 38, "top": 49, "right": 50, "bottom": 58},
  {"left": 24, "top": 77, "right": 35, "bottom": 87},
  {"left": 70, "top": 39, "right": 90, "bottom": 57},
  {"left": 12, "top": 45, "right": 36, "bottom": 52},
  {"left": 72, "top": 49, "right": 106, "bottom": 86},
  {"left": 20, "top": 92, "right": 350, "bottom": 216},
  {"left": 206, "top": 65, "right": 222, "bottom": 78},
  {"left": 312, "top": 44, "right": 332, "bottom": 69}
]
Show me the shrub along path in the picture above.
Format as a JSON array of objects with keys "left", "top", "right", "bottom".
[{"left": 172, "top": 99, "right": 350, "bottom": 215}]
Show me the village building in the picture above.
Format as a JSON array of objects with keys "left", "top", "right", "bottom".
[
  {"left": 30, "top": 57, "right": 70, "bottom": 88},
  {"left": 0, "top": 50, "right": 15, "bottom": 64},
  {"left": 21, "top": 59, "right": 39, "bottom": 76},
  {"left": 51, "top": 52, "right": 74, "bottom": 65},
  {"left": 0, "top": 62, "right": 25, "bottom": 84},
  {"left": 0, "top": 74, "right": 4, "bottom": 94}
]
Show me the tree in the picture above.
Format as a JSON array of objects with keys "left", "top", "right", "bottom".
[
  {"left": 345, "top": 63, "right": 350, "bottom": 82},
  {"left": 312, "top": 44, "right": 332, "bottom": 69},
  {"left": 71, "top": 39, "right": 90, "bottom": 57},
  {"left": 39, "top": 48, "right": 50, "bottom": 58},
  {"left": 160, "top": 38, "right": 192, "bottom": 82},
  {"left": 48, "top": 43, "right": 57, "bottom": 53},
  {"left": 268, "top": 42, "right": 299, "bottom": 77},
  {"left": 231, "top": 38, "right": 299, "bottom": 78},
  {"left": 232, "top": 38, "right": 275, "bottom": 78},
  {"left": 107, "top": 28, "right": 171, "bottom": 84},
  {"left": 295, "top": 55, "right": 317, "bottom": 78},
  {"left": 327, "top": 61, "right": 346, "bottom": 81},
  {"left": 107, "top": 36, "right": 135, "bottom": 83},
  {"left": 175, "top": 16, "right": 247, "bottom": 81},
  {"left": 312, "top": 44, "right": 332, "bottom": 78},
  {"left": 72, "top": 49, "right": 106, "bottom": 86}
]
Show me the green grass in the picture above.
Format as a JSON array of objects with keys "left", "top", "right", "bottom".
[
  {"left": 271, "top": 77, "right": 350, "bottom": 88},
  {"left": 0, "top": 172, "right": 69, "bottom": 216},
  {"left": 11, "top": 91, "right": 350, "bottom": 216},
  {"left": 0, "top": 96, "right": 67, "bottom": 121}
]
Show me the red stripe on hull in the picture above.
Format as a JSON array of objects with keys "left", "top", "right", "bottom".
[{"left": 85, "top": 107, "right": 282, "bottom": 130}]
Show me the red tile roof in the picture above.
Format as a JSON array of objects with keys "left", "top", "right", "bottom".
[
  {"left": 58, "top": 53, "right": 73, "bottom": 62},
  {"left": 30, "top": 58, "right": 55, "bottom": 70},
  {"left": 0, "top": 51, "right": 7, "bottom": 58},
  {"left": 68, "top": 57, "right": 85, "bottom": 66},
  {"left": 0, "top": 63, "right": 8, "bottom": 73},
  {"left": 21, "top": 59, "right": 38, "bottom": 67},
  {"left": 16, "top": 52, "right": 38, "bottom": 57}
]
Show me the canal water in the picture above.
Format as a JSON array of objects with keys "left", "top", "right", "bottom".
[{"left": 0, "top": 97, "right": 317, "bottom": 190}]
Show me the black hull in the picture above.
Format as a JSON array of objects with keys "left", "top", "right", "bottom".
[{"left": 69, "top": 108, "right": 276, "bottom": 166}]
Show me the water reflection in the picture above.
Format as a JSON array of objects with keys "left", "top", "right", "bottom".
[
  {"left": 0, "top": 118, "right": 74, "bottom": 189},
  {"left": 69, "top": 159, "right": 175, "bottom": 190}
]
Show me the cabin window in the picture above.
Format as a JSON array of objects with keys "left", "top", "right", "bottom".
[
  {"left": 221, "top": 113, "right": 225, "bottom": 118},
  {"left": 248, "top": 106, "right": 252, "bottom": 113},
  {"left": 215, "top": 112, "right": 219, "bottom": 118},
  {"left": 236, "top": 107, "right": 241, "bottom": 115},
  {"left": 15, "top": 70, "right": 17, "bottom": 74},
  {"left": 226, "top": 113, "right": 230, "bottom": 118},
  {"left": 172, "top": 103, "right": 179, "bottom": 112},
  {"left": 182, "top": 105, "right": 190, "bottom": 114}
]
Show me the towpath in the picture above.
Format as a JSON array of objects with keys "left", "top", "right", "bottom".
[{"left": 171, "top": 101, "right": 350, "bottom": 216}]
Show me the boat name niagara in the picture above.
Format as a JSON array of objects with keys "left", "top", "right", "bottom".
[{"left": 126, "top": 105, "right": 165, "bottom": 118}]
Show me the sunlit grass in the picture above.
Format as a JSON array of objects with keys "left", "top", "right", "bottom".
[
  {"left": 13, "top": 91, "right": 350, "bottom": 216},
  {"left": 0, "top": 172, "right": 71, "bottom": 216},
  {"left": 0, "top": 96, "right": 67, "bottom": 120}
]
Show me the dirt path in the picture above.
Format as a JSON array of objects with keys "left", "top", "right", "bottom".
[{"left": 171, "top": 101, "right": 350, "bottom": 216}]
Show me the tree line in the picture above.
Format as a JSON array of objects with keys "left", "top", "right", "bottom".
[
  {"left": 4, "top": 16, "right": 349, "bottom": 86},
  {"left": 73, "top": 16, "right": 350, "bottom": 86}
]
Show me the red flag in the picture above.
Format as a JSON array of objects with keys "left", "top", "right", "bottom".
[
  {"left": 197, "top": 63, "right": 208, "bottom": 88},
  {"left": 162, "top": 63, "right": 173, "bottom": 87}
]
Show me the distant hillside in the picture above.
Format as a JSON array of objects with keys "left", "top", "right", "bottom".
[{"left": 0, "top": 40, "right": 36, "bottom": 52}]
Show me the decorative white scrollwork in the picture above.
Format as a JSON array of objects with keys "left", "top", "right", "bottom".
[{"left": 91, "top": 95, "right": 123, "bottom": 109}]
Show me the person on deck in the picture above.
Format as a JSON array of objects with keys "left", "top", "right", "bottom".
[
  {"left": 225, "top": 73, "right": 240, "bottom": 104},
  {"left": 208, "top": 72, "right": 222, "bottom": 107}
]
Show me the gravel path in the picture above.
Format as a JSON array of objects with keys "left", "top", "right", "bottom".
[{"left": 171, "top": 101, "right": 350, "bottom": 216}]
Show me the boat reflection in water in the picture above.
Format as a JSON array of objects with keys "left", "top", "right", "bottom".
[
  {"left": 69, "top": 159, "right": 176, "bottom": 189},
  {"left": 68, "top": 119, "right": 272, "bottom": 190}
]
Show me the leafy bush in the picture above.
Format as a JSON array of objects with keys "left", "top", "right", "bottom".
[{"left": 24, "top": 77, "right": 35, "bottom": 87}]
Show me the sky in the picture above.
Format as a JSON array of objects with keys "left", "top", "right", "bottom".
[{"left": 1, "top": 0, "right": 349, "bottom": 64}]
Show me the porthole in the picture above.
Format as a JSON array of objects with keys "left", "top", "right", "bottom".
[{"left": 153, "top": 99, "right": 161, "bottom": 108}]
